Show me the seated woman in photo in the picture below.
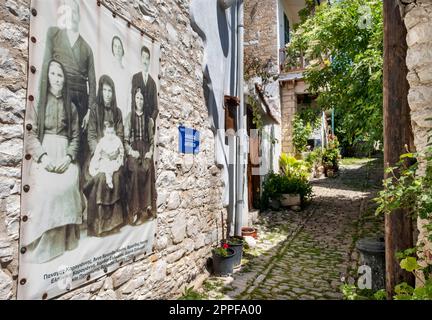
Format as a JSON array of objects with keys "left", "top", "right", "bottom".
[
  {"left": 124, "top": 86, "right": 156, "bottom": 225},
  {"left": 23, "top": 59, "right": 82, "bottom": 263},
  {"left": 85, "top": 75, "right": 125, "bottom": 237}
]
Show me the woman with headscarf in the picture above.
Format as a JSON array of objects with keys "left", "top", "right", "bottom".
[
  {"left": 84, "top": 75, "right": 125, "bottom": 236},
  {"left": 124, "top": 85, "right": 157, "bottom": 225},
  {"left": 23, "top": 59, "right": 82, "bottom": 263}
]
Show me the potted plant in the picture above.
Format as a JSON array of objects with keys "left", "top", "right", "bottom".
[
  {"left": 212, "top": 243, "right": 236, "bottom": 276},
  {"left": 241, "top": 226, "right": 258, "bottom": 239},
  {"left": 322, "top": 136, "right": 341, "bottom": 176},
  {"left": 221, "top": 236, "right": 244, "bottom": 268},
  {"left": 278, "top": 154, "right": 312, "bottom": 207}
]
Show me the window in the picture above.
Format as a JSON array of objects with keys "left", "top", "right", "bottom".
[{"left": 284, "top": 13, "right": 290, "bottom": 45}]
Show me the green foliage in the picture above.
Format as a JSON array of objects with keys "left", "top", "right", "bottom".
[
  {"left": 305, "top": 148, "right": 323, "bottom": 167},
  {"left": 341, "top": 284, "right": 386, "bottom": 300},
  {"left": 222, "top": 237, "right": 245, "bottom": 246},
  {"left": 292, "top": 114, "right": 313, "bottom": 153},
  {"left": 261, "top": 154, "right": 313, "bottom": 209},
  {"left": 178, "top": 286, "right": 207, "bottom": 300},
  {"left": 279, "top": 153, "right": 311, "bottom": 180},
  {"left": 213, "top": 244, "right": 231, "bottom": 257},
  {"left": 286, "top": 0, "right": 383, "bottom": 153},
  {"left": 374, "top": 123, "right": 432, "bottom": 300},
  {"left": 322, "top": 137, "right": 341, "bottom": 169},
  {"left": 247, "top": 95, "right": 264, "bottom": 130},
  {"left": 393, "top": 256, "right": 432, "bottom": 300},
  {"left": 374, "top": 150, "right": 432, "bottom": 238}
]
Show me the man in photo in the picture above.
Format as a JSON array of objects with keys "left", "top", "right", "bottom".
[
  {"left": 42, "top": 0, "right": 96, "bottom": 173},
  {"left": 131, "top": 45, "right": 158, "bottom": 122}
]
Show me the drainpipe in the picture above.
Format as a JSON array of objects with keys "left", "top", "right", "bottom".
[
  {"left": 218, "top": 0, "right": 244, "bottom": 236},
  {"left": 218, "top": 0, "right": 236, "bottom": 10},
  {"left": 235, "top": 0, "right": 245, "bottom": 236}
]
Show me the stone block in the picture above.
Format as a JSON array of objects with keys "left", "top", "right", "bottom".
[{"left": 171, "top": 213, "right": 186, "bottom": 244}]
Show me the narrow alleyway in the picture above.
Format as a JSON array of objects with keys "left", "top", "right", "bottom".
[{"left": 197, "top": 158, "right": 384, "bottom": 300}]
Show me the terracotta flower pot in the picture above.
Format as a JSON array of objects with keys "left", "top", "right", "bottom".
[{"left": 241, "top": 226, "right": 257, "bottom": 239}]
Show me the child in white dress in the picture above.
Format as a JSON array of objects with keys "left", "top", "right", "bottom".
[{"left": 89, "top": 121, "right": 124, "bottom": 188}]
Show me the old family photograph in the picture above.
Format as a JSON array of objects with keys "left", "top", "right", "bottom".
[{"left": 22, "top": 0, "right": 160, "bottom": 265}]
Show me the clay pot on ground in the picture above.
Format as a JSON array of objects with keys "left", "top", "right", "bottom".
[
  {"left": 280, "top": 193, "right": 301, "bottom": 207},
  {"left": 241, "top": 226, "right": 258, "bottom": 239}
]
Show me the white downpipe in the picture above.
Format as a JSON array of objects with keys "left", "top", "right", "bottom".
[
  {"left": 218, "top": 0, "right": 236, "bottom": 9},
  {"left": 235, "top": 0, "right": 245, "bottom": 236}
]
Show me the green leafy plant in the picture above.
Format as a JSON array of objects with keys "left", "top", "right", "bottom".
[
  {"left": 322, "top": 136, "right": 341, "bottom": 170},
  {"left": 222, "top": 237, "right": 244, "bottom": 246},
  {"left": 178, "top": 286, "right": 207, "bottom": 300},
  {"left": 285, "top": 0, "right": 383, "bottom": 156},
  {"left": 292, "top": 114, "right": 313, "bottom": 154},
  {"left": 374, "top": 119, "right": 432, "bottom": 300},
  {"left": 279, "top": 153, "right": 311, "bottom": 180},
  {"left": 213, "top": 243, "right": 231, "bottom": 257},
  {"left": 341, "top": 283, "right": 386, "bottom": 300}
]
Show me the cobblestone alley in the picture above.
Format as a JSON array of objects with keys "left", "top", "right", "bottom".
[{"left": 197, "top": 159, "right": 385, "bottom": 300}]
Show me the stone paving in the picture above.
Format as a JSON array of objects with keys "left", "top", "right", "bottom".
[{"left": 197, "top": 158, "right": 384, "bottom": 300}]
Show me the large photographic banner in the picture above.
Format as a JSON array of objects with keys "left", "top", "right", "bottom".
[{"left": 18, "top": 0, "right": 160, "bottom": 299}]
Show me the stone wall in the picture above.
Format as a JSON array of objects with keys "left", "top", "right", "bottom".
[
  {"left": 244, "top": 0, "right": 279, "bottom": 66},
  {"left": 0, "top": 0, "right": 226, "bottom": 300},
  {"left": 401, "top": 0, "right": 432, "bottom": 271}
]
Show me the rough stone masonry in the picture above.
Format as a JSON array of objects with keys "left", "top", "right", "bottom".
[
  {"left": 0, "top": 0, "right": 226, "bottom": 299},
  {"left": 402, "top": 0, "right": 432, "bottom": 273}
]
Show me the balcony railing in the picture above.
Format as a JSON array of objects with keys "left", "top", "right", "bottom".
[{"left": 279, "top": 48, "right": 308, "bottom": 74}]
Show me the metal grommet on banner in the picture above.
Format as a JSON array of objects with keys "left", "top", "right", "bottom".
[
  {"left": 28, "top": 95, "right": 34, "bottom": 101},
  {"left": 42, "top": 293, "right": 48, "bottom": 300},
  {"left": 22, "top": 215, "right": 28, "bottom": 222},
  {"left": 20, "top": 247, "right": 26, "bottom": 254},
  {"left": 23, "top": 185, "right": 30, "bottom": 193},
  {"left": 31, "top": 8, "right": 37, "bottom": 16},
  {"left": 97, "top": 0, "right": 101, "bottom": 6},
  {"left": 30, "top": 66, "right": 36, "bottom": 74},
  {"left": 25, "top": 154, "right": 31, "bottom": 160},
  {"left": 26, "top": 123, "right": 32, "bottom": 131},
  {"left": 31, "top": 36, "right": 36, "bottom": 43},
  {"left": 20, "top": 278, "right": 26, "bottom": 285}
]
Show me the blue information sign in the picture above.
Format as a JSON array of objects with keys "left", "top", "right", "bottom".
[{"left": 179, "top": 126, "right": 200, "bottom": 154}]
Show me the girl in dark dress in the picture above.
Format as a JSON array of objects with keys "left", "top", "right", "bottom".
[
  {"left": 84, "top": 75, "right": 125, "bottom": 236},
  {"left": 124, "top": 86, "right": 157, "bottom": 225}
]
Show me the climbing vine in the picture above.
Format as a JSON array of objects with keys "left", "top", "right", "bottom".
[
  {"left": 373, "top": 119, "right": 432, "bottom": 299},
  {"left": 244, "top": 53, "right": 279, "bottom": 132}
]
